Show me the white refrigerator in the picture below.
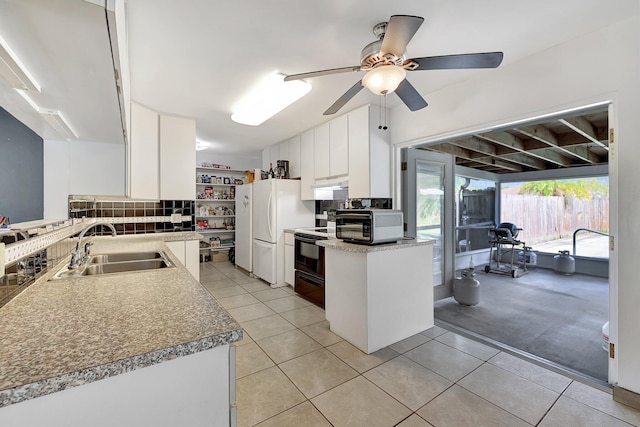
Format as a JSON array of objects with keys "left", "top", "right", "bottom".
[
  {"left": 235, "top": 183, "right": 252, "bottom": 272},
  {"left": 252, "top": 179, "right": 314, "bottom": 287}
]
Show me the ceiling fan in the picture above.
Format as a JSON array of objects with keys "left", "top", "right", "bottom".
[{"left": 284, "top": 15, "right": 504, "bottom": 115}]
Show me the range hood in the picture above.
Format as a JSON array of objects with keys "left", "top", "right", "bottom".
[{"left": 311, "top": 178, "right": 348, "bottom": 191}]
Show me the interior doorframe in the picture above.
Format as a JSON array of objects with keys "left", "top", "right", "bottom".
[{"left": 392, "top": 97, "right": 617, "bottom": 385}]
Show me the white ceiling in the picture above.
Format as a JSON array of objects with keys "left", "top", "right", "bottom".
[{"left": 0, "top": 0, "right": 636, "bottom": 154}]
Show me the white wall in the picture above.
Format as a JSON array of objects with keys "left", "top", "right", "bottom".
[
  {"left": 196, "top": 151, "right": 261, "bottom": 171},
  {"left": 390, "top": 15, "right": 640, "bottom": 392},
  {"left": 44, "top": 140, "right": 126, "bottom": 218}
]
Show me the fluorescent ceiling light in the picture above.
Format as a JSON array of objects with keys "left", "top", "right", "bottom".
[
  {"left": 40, "top": 109, "right": 77, "bottom": 140},
  {"left": 231, "top": 72, "right": 311, "bottom": 126},
  {"left": 16, "top": 89, "right": 40, "bottom": 112},
  {"left": 15, "top": 90, "right": 78, "bottom": 140},
  {"left": 0, "top": 34, "right": 40, "bottom": 92}
]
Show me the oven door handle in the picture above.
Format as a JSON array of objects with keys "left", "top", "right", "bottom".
[{"left": 295, "top": 235, "right": 322, "bottom": 244}]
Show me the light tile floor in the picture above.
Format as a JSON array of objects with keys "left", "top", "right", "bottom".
[{"left": 200, "top": 262, "right": 640, "bottom": 427}]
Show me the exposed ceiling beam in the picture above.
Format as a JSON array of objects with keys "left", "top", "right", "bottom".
[
  {"left": 515, "top": 125, "right": 600, "bottom": 164},
  {"left": 427, "top": 142, "right": 523, "bottom": 172},
  {"left": 478, "top": 131, "right": 572, "bottom": 167},
  {"left": 559, "top": 117, "right": 608, "bottom": 150}
]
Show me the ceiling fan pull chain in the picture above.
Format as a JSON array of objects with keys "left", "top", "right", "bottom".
[
  {"left": 378, "top": 94, "right": 383, "bottom": 129},
  {"left": 383, "top": 94, "right": 388, "bottom": 130}
]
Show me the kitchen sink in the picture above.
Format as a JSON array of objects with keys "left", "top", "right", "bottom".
[
  {"left": 50, "top": 251, "right": 174, "bottom": 280},
  {"left": 82, "top": 259, "right": 170, "bottom": 275},
  {"left": 89, "top": 251, "right": 164, "bottom": 264}
]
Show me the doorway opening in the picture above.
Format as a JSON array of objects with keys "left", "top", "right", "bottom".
[{"left": 404, "top": 103, "right": 610, "bottom": 384}]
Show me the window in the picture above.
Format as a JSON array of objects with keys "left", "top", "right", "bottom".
[{"left": 454, "top": 176, "right": 496, "bottom": 253}]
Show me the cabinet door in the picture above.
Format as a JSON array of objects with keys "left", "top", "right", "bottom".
[
  {"left": 288, "top": 135, "right": 301, "bottom": 178},
  {"left": 262, "top": 148, "right": 270, "bottom": 171},
  {"left": 329, "top": 114, "right": 348, "bottom": 177},
  {"left": 129, "top": 103, "right": 159, "bottom": 199},
  {"left": 278, "top": 140, "right": 290, "bottom": 162},
  {"left": 300, "top": 129, "right": 315, "bottom": 200},
  {"left": 166, "top": 241, "right": 186, "bottom": 265},
  {"left": 347, "top": 105, "right": 371, "bottom": 199},
  {"left": 185, "top": 240, "right": 200, "bottom": 281},
  {"left": 160, "top": 115, "right": 195, "bottom": 200},
  {"left": 314, "top": 122, "right": 330, "bottom": 179}
]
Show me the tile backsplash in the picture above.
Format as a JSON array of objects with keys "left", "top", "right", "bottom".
[{"left": 68, "top": 197, "right": 194, "bottom": 234}]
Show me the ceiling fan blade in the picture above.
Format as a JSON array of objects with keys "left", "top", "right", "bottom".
[
  {"left": 324, "top": 80, "right": 364, "bottom": 115},
  {"left": 284, "top": 66, "right": 362, "bottom": 81},
  {"left": 411, "top": 52, "right": 504, "bottom": 70},
  {"left": 380, "top": 15, "right": 424, "bottom": 58},
  {"left": 395, "top": 79, "right": 428, "bottom": 111}
]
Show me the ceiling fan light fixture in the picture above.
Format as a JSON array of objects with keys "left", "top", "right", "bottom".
[
  {"left": 362, "top": 65, "right": 406, "bottom": 95},
  {"left": 231, "top": 72, "right": 311, "bottom": 126}
]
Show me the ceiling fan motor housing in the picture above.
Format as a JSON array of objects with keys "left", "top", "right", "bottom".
[{"left": 361, "top": 22, "right": 406, "bottom": 69}]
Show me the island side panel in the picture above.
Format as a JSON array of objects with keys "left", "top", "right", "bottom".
[
  {"left": 0, "top": 345, "right": 231, "bottom": 426},
  {"left": 367, "top": 244, "right": 434, "bottom": 353},
  {"left": 325, "top": 249, "right": 370, "bottom": 352}
]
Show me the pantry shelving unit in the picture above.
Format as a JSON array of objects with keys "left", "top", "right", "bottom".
[{"left": 195, "top": 166, "right": 245, "bottom": 256}]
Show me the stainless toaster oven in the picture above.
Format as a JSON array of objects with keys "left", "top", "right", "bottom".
[{"left": 335, "top": 209, "right": 404, "bottom": 245}]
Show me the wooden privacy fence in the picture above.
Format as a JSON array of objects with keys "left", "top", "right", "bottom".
[{"left": 500, "top": 195, "right": 609, "bottom": 245}]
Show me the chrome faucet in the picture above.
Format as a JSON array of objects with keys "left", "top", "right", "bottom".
[{"left": 68, "top": 222, "right": 117, "bottom": 270}]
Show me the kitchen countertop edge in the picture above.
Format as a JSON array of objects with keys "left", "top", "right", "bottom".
[
  {"left": 317, "top": 238, "right": 435, "bottom": 253},
  {"left": 0, "top": 232, "right": 241, "bottom": 408}
]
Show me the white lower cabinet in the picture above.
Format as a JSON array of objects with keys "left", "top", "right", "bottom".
[
  {"left": 284, "top": 232, "right": 294, "bottom": 285},
  {"left": 166, "top": 240, "right": 200, "bottom": 281},
  {"left": 0, "top": 345, "right": 233, "bottom": 427}
]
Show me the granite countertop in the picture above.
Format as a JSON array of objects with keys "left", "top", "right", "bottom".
[
  {"left": 317, "top": 237, "right": 435, "bottom": 253},
  {"left": 0, "top": 233, "right": 241, "bottom": 408}
]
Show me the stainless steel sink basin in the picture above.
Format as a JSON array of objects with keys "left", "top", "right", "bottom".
[
  {"left": 50, "top": 251, "right": 174, "bottom": 280},
  {"left": 89, "top": 251, "right": 164, "bottom": 264},
  {"left": 82, "top": 259, "right": 170, "bottom": 275}
]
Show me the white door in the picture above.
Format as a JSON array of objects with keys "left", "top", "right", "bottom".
[
  {"left": 235, "top": 184, "right": 252, "bottom": 272},
  {"left": 253, "top": 239, "right": 276, "bottom": 284},
  {"left": 252, "top": 179, "right": 276, "bottom": 243},
  {"left": 405, "top": 148, "right": 454, "bottom": 301}
]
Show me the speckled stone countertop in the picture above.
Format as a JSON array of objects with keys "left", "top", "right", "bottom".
[
  {"left": 317, "top": 238, "right": 435, "bottom": 253},
  {"left": 0, "top": 233, "right": 242, "bottom": 408}
]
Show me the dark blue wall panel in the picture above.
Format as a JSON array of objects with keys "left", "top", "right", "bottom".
[{"left": 0, "top": 107, "right": 43, "bottom": 223}]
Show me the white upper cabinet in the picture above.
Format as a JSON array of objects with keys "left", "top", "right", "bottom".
[
  {"left": 348, "top": 105, "right": 391, "bottom": 199},
  {"left": 262, "top": 145, "right": 278, "bottom": 172},
  {"left": 288, "top": 135, "right": 301, "bottom": 178},
  {"left": 130, "top": 103, "right": 196, "bottom": 201},
  {"left": 159, "top": 114, "right": 196, "bottom": 200},
  {"left": 300, "top": 129, "right": 315, "bottom": 200},
  {"left": 329, "top": 114, "right": 349, "bottom": 177},
  {"left": 278, "top": 139, "right": 290, "bottom": 162},
  {"left": 129, "top": 102, "right": 159, "bottom": 200},
  {"left": 313, "top": 121, "right": 331, "bottom": 179}
]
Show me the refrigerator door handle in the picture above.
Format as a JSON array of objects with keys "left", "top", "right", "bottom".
[{"left": 267, "top": 191, "right": 274, "bottom": 241}]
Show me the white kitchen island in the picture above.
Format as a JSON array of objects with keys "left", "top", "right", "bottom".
[{"left": 317, "top": 238, "right": 435, "bottom": 354}]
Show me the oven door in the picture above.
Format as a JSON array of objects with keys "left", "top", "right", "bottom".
[
  {"left": 294, "top": 270, "right": 325, "bottom": 308},
  {"left": 294, "top": 233, "right": 325, "bottom": 277}
]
